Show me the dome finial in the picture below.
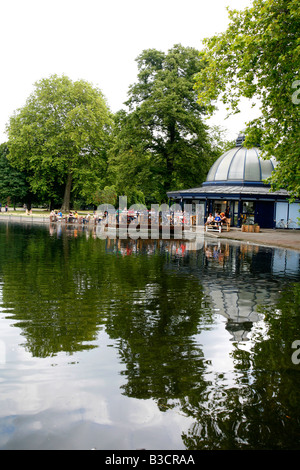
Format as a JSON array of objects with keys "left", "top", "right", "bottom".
[{"left": 236, "top": 132, "right": 245, "bottom": 147}]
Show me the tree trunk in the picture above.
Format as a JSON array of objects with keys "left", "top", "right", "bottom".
[
  {"left": 26, "top": 198, "right": 32, "bottom": 211},
  {"left": 165, "top": 122, "right": 176, "bottom": 192},
  {"left": 61, "top": 172, "right": 72, "bottom": 212}
]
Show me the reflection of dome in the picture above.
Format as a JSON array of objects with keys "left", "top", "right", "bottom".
[
  {"left": 203, "top": 282, "right": 265, "bottom": 342},
  {"left": 205, "top": 135, "right": 277, "bottom": 185}
]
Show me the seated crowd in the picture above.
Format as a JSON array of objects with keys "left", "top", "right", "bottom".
[
  {"left": 49, "top": 208, "right": 230, "bottom": 227},
  {"left": 49, "top": 210, "right": 94, "bottom": 224},
  {"left": 205, "top": 212, "right": 229, "bottom": 226}
]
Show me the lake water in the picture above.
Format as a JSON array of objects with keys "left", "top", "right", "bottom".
[{"left": 0, "top": 221, "right": 299, "bottom": 450}]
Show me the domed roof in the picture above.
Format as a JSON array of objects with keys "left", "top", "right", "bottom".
[{"left": 206, "top": 138, "right": 277, "bottom": 185}]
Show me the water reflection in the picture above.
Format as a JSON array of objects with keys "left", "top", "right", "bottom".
[
  {"left": 202, "top": 242, "right": 277, "bottom": 342},
  {"left": 0, "top": 221, "right": 300, "bottom": 449}
]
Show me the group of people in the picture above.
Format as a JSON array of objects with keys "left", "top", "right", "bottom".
[
  {"left": 50, "top": 210, "right": 90, "bottom": 223},
  {"left": 205, "top": 211, "right": 229, "bottom": 226},
  {"left": 50, "top": 210, "right": 106, "bottom": 224},
  {"left": 49, "top": 207, "right": 231, "bottom": 228}
]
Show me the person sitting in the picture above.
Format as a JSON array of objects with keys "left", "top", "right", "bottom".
[
  {"left": 214, "top": 212, "right": 221, "bottom": 224},
  {"left": 84, "top": 213, "right": 91, "bottom": 224},
  {"left": 50, "top": 210, "right": 56, "bottom": 222},
  {"left": 205, "top": 213, "right": 214, "bottom": 226},
  {"left": 220, "top": 212, "right": 227, "bottom": 224}
]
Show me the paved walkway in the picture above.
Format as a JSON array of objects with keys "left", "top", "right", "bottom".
[{"left": 206, "top": 228, "right": 300, "bottom": 252}]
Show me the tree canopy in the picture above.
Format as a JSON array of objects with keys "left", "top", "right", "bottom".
[
  {"left": 107, "top": 45, "right": 219, "bottom": 204},
  {"left": 195, "top": 0, "right": 300, "bottom": 199},
  {"left": 6, "top": 75, "right": 113, "bottom": 210},
  {"left": 4, "top": 52, "right": 233, "bottom": 210}
]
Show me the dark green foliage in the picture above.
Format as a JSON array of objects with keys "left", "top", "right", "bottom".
[
  {"left": 195, "top": 0, "right": 300, "bottom": 199},
  {"left": 108, "top": 45, "right": 219, "bottom": 204},
  {"left": 0, "top": 143, "right": 29, "bottom": 208}
]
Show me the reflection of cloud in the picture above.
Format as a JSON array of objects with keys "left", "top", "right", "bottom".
[
  {"left": 114, "top": 397, "right": 193, "bottom": 450},
  {"left": 0, "top": 323, "right": 193, "bottom": 449},
  {"left": 66, "top": 392, "right": 112, "bottom": 426},
  {"left": 196, "top": 323, "right": 236, "bottom": 375}
]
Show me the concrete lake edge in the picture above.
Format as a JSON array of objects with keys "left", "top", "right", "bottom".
[{"left": 0, "top": 213, "right": 299, "bottom": 252}]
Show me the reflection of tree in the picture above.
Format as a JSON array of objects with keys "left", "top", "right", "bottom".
[
  {"left": 0, "top": 224, "right": 214, "bottom": 367},
  {"left": 181, "top": 282, "right": 300, "bottom": 450},
  {"left": 103, "top": 240, "right": 300, "bottom": 449},
  {"left": 1, "top": 223, "right": 300, "bottom": 449},
  {"left": 0, "top": 224, "right": 105, "bottom": 356},
  {"left": 106, "top": 271, "right": 212, "bottom": 400}
]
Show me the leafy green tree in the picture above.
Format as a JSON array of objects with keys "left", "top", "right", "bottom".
[
  {"left": 6, "top": 75, "right": 113, "bottom": 211},
  {"left": 0, "top": 143, "right": 29, "bottom": 209},
  {"left": 108, "top": 45, "right": 217, "bottom": 204},
  {"left": 195, "top": 0, "right": 300, "bottom": 199},
  {"left": 94, "top": 185, "right": 118, "bottom": 206},
  {"left": 107, "top": 110, "right": 158, "bottom": 204},
  {"left": 207, "top": 125, "right": 236, "bottom": 155}
]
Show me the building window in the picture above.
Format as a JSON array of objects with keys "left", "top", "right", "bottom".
[{"left": 242, "top": 201, "right": 255, "bottom": 224}]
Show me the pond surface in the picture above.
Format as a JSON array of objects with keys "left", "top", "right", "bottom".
[{"left": 0, "top": 221, "right": 299, "bottom": 450}]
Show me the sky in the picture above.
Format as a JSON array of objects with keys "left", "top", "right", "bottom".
[{"left": 0, "top": 0, "right": 258, "bottom": 144}]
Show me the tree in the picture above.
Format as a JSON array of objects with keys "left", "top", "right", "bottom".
[
  {"left": 0, "top": 143, "right": 29, "bottom": 209},
  {"left": 94, "top": 185, "right": 118, "bottom": 207},
  {"left": 195, "top": 0, "right": 300, "bottom": 199},
  {"left": 6, "top": 75, "right": 113, "bottom": 211},
  {"left": 107, "top": 110, "right": 158, "bottom": 205},
  {"left": 108, "top": 45, "right": 217, "bottom": 204},
  {"left": 207, "top": 125, "right": 236, "bottom": 155}
]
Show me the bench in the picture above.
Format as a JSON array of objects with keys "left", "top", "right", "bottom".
[
  {"left": 205, "top": 224, "right": 222, "bottom": 233},
  {"left": 205, "top": 218, "right": 231, "bottom": 233}
]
